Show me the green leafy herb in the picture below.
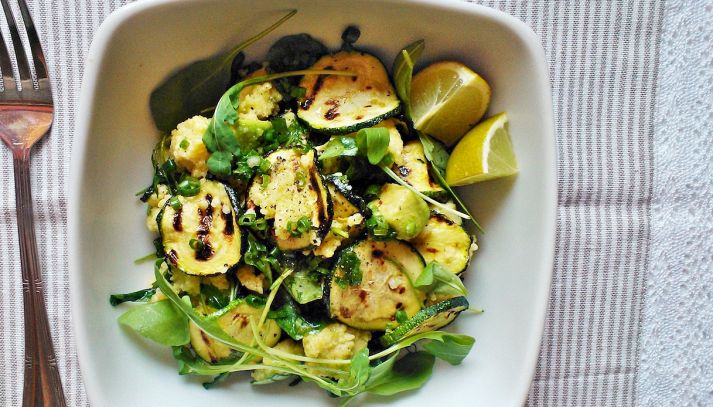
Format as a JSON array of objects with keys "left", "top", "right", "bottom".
[
  {"left": 319, "top": 136, "right": 359, "bottom": 161},
  {"left": 267, "top": 302, "right": 324, "bottom": 340},
  {"left": 244, "top": 233, "right": 280, "bottom": 284},
  {"left": 365, "top": 202, "right": 396, "bottom": 239},
  {"left": 364, "top": 351, "right": 435, "bottom": 396},
  {"left": 109, "top": 288, "right": 156, "bottom": 306},
  {"left": 414, "top": 261, "right": 468, "bottom": 297},
  {"left": 422, "top": 334, "right": 475, "bottom": 365},
  {"left": 286, "top": 216, "right": 312, "bottom": 237},
  {"left": 117, "top": 299, "right": 189, "bottom": 346},
  {"left": 391, "top": 39, "right": 424, "bottom": 118},
  {"left": 334, "top": 251, "right": 362, "bottom": 288},
  {"left": 149, "top": 10, "right": 296, "bottom": 132},
  {"left": 355, "top": 127, "right": 391, "bottom": 165},
  {"left": 207, "top": 151, "right": 234, "bottom": 177},
  {"left": 200, "top": 283, "right": 231, "bottom": 310}
]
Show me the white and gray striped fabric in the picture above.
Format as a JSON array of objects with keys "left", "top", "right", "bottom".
[{"left": 0, "top": 1, "right": 710, "bottom": 406}]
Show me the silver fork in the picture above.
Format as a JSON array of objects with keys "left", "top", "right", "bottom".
[{"left": 0, "top": 1, "right": 66, "bottom": 406}]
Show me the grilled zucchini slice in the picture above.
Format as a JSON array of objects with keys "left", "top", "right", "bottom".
[
  {"left": 412, "top": 213, "right": 473, "bottom": 274},
  {"left": 158, "top": 180, "right": 240, "bottom": 276},
  {"left": 189, "top": 301, "right": 281, "bottom": 362},
  {"left": 298, "top": 51, "right": 400, "bottom": 134},
  {"left": 328, "top": 239, "right": 426, "bottom": 330},
  {"left": 394, "top": 140, "right": 447, "bottom": 200},
  {"left": 247, "top": 148, "right": 332, "bottom": 251},
  {"left": 380, "top": 296, "right": 469, "bottom": 346}
]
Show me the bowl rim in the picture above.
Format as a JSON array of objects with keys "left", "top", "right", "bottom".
[{"left": 69, "top": 1, "right": 556, "bottom": 405}]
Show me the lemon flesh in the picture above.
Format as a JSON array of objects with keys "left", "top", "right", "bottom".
[
  {"left": 445, "top": 112, "right": 518, "bottom": 186},
  {"left": 411, "top": 61, "right": 491, "bottom": 146}
]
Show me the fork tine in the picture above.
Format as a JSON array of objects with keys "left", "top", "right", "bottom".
[
  {"left": 0, "top": 0, "right": 31, "bottom": 82},
  {"left": 0, "top": 20, "right": 15, "bottom": 91},
  {"left": 17, "top": 0, "right": 46, "bottom": 80}
]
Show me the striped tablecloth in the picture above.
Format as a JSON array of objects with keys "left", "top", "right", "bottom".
[{"left": 1, "top": 0, "right": 711, "bottom": 405}]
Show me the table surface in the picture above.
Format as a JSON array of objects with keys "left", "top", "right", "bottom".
[{"left": 0, "top": 1, "right": 711, "bottom": 406}]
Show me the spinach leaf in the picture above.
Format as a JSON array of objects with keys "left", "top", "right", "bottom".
[
  {"left": 117, "top": 299, "right": 189, "bottom": 346},
  {"left": 365, "top": 351, "right": 435, "bottom": 396},
  {"left": 391, "top": 39, "right": 424, "bottom": 118},
  {"left": 284, "top": 270, "right": 323, "bottom": 304},
  {"left": 340, "top": 26, "right": 361, "bottom": 51},
  {"left": 109, "top": 288, "right": 156, "bottom": 306},
  {"left": 267, "top": 302, "right": 324, "bottom": 340},
  {"left": 414, "top": 261, "right": 469, "bottom": 297},
  {"left": 318, "top": 136, "right": 359, "bottom": 161},
  {"left": 422, "top": 334, "right": 475, "bottom": 365},
  {"left": 267, "top": 33, "right": 328, "bottom": 73},
  {"left": 200, "top": 283, "right": 231, "bottom": 310},
  {"left": 149, "top": 10, "right": 296, "bottom": 132}
]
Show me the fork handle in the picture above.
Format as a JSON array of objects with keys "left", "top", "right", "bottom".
[{"left": 14, "top": 152, "right": 67, "bottom": 407}]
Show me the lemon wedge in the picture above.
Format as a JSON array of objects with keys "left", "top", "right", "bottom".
[
  {"left": 411, "top": 61, "right": 491, "bottom": 146},
  {"left": 445, "top": 112, "right": 518, "bottom": 186}
]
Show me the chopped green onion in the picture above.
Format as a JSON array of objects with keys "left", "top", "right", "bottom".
[
  {"left": 330, "top": 226, "right": 349, "bottom": 238},
  {"left": 179, "top": 138, "right": 190, "bottom": 150},
  {"left": 168, "top": 195, "right": 182, "bottom": 210},
  {"left": 177, "top": 177, "right": 200, "bottom": 196},
  {"left": 189, "top": 238, "right": 204, "bottom": 251},
  {"left": 295, "top": 172, "right": 307, "bottom": 189}
]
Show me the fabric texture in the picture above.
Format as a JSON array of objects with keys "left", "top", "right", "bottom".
[
  {"left": 0, "top": 0, "right": 706, "bottom": 406},
  {"left": 638, "top": 0, "right": 713, "bottom": 405}
]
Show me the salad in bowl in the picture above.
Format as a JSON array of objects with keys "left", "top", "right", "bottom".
[{"left": 110, "top": 10, "right": 517, "bottom": 405}]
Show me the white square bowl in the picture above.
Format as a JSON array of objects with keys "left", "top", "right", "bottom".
[{"left": 70, "top": 0, "right": 556, "bottom": 406}]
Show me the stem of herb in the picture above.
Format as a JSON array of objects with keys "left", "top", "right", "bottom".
[{"left": 380, "top": 165, "right": 470, "bottom": 219}]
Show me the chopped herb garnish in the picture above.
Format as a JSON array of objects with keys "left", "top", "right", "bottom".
[
  {"left": 286, "top": 216, "right": 312, "bottom": 237},
  {"left": 177, "top": 176, "right": 200, "bottom": 196},
  {"left": 189, "top": 238, "right": 204, "bottom": 251},
  {"left": 179, "top": 138, "right": 190, "bottom": 150},
  {"left": 334, "top": 250, "right": 362, "bottom": 288}
]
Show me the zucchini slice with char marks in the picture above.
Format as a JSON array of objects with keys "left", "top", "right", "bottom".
[
  {"left": 298, "top": 51, "right": 400, "bottom": 134},
  {"left": 412, "top": 212, "right": 474, "bottom": 274},
  {"left": 189, "top": 300, "right": 281, "bottom": 362},
  {"left": 380, "top": 296, "right": 469, "bottom": 346},
  {"left": 158, "top": 179, "right": 240, "bottom": 276},
  {"left": 313, "top": 182, "right": 365, "bottom": 258},
  {"left": 394, "top": 140, "right": 447, "bottom": 201},
  {"left": 328, "top": 239, "right": 425, "bottom": 331},
  {"left": 247, "top": 148, "right": 332, "bottom": 251}
]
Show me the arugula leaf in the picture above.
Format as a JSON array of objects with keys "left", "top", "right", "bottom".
[
  {"left": 109, "top": 288, "right": 156, "bottom": 306},
  {"left": 365, "top": 351, "right": 435, "bottom": 396},
  {"left": 117, "top": 300, "right": 189, "bottom": 346},
  {"left": 391, "top": 39, "right": 424, "bottom": 118},
  {"left": 150, "top": 10, "right": 296, "bottom": 132},
  {"left": 414, "top": 261, "right": 469, "bottom": 297},
  {"left": 340, "top": 348, "right": 370, "bottom": 390},
  {"left": 422, "top": 334, "right": 475, "bottom": 365},
  {"left": 355, "top": 127, "right": 391, "bottom": 165},
  {"left": 418, "top": 132, "right": 449, "bottom": 175},
  {"left": 318, "top": 136, "right": 359, "bottom": 161},
  {"left": 267, "top": 302, "right": 324, "bottom": 341}
]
